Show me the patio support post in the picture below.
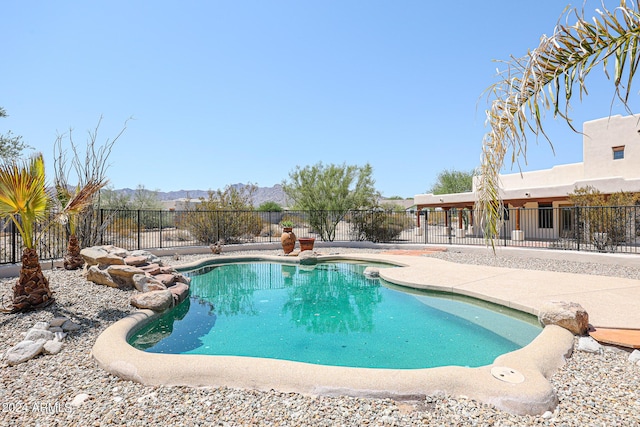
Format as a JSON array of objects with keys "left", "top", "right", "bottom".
[
  {"left": 512, "top": 205, "right": 524, "bottom": 241},
  {"left": 456, "top": 208, "right": 466, "bottom": 238}
]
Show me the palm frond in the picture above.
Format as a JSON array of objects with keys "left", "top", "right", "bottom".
[
  {"left": 478, "top": 0, "right": 640, "bottom": 248},
  {"left": 0, "top": 154, "right": 49, "bottom": 248},
  {"left": 57, "top": 178, "right": 107, "bottom": 235}
]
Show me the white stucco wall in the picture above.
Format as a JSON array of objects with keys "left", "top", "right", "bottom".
[
  {"left": 583, "top": 114, "right": 640, "bottom": 180},
  {"left": 415, "top": 114, "right": 640, "bottom": 208}
]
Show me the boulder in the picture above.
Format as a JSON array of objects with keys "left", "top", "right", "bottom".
[
  {"left": 130, "top": 250, "right": 162, "bottom": 266},
  {"left": 106, "top": 265, "right": 146, "bottom": 289},
  {"left": 169, "top": 282, "right": 190, "bottom": 305},
  {"left": 132, "top": 274, "right": 167, "bottom": 292},
  {"left": 577, "top": 336, "right": 603, "bottom": 354},
  {"left": 80, "top": 247, "right": 109, "bottom": 266},
  {"left": 139, "top": 263, "right": 161, "bottom": 275},
  {"left": 5, "top": 339, "right": 46, "bottom": 365},
  {"left": 43, "top": 340, "right": 63, "bottom": 355},
  {"left": 159, "top": 266, "right": 177, "bottom": 275},
  {"left": 299, "top": 251, "right": 318, "bottom": 265},
  {"left": 96, "top": 253, "right": 125, "bottom": 266},
  {"left": 61, "top": 320, "right": 81, "bottom": 332},
  {"left": 363, "top": 267, "right": 380, "bottom": 278},
  {"left": 32, "top": 321, "right": 50, "bottom": 330},
  {"left": 102, "top": 245, "right": 129, "bottom": 258},
  {"left": 154, "top": 273, "right": 177, "bottom": 286},
  {"left": 25, "top": 328, "right": 54, "bottom": 342},
  {"left": 124, "top": 255, "right": 149, "bottom": 266},
  {"left": 538, "top": 301, "right": 589, "bottom": 335},
  {"left": 174, "top": 274, "right": 191, "bottom": 285},
  {"left": 49, "top": 317, "right": 68, "bottom": 327},
  {"left": 130, "top": 290, "right": 173, "bottom": 311},
  {"left": 86, "top": 265, "right": 119, "bottom": 288},
  {"left": 629, "top": 349, "right": 640, "bottom": 364}
]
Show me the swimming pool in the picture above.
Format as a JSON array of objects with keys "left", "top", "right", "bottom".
[{"left": 129, "top": 261, "right": 541, "bottom": 369}]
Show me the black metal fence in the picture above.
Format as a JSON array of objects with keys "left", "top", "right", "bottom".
[{"left": 0, "top": 206, "right": 638, "bottom": 264}]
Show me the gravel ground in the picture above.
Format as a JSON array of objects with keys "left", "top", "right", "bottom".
[{"left": 1, "top": 247, "right": 639, "bottom": 426}]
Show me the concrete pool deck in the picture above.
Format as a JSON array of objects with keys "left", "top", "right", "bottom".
[{"left": 92, "top": 252, "right": 640, "bottom": 415}]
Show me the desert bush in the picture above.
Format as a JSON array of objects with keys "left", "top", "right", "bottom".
[
  {"left": 569, "top": 186, "right": 640, "bottom": 251},
  {"left": 349, "top": 210, "right": 414, "bottom": 242},
  {"left": 181, "top": 185, "right": 264, "bottom": 244}
]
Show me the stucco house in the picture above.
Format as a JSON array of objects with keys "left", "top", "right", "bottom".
[{"left": 413, "top": 114, "right": 640, "bottom": 241}]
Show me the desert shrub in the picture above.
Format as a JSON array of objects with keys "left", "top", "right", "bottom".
[
  {"left": 181, "top": 185, "right": 264, "bottom": 244},
  {"left": 569, "top": 186, "right": 640, "bottom": 251},
  {"left": 349, "top": 210, "right": 414, "bottom": 242},
  {"left": 257, "top": 201, "right": 283, "bottom": 212},
  {"left": 163, "top": 229, "right": 193, "bottom": 242},
  {"left": 106, "top": 217, "right": 137, "bottom": 238}
]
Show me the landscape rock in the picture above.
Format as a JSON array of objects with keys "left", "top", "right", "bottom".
[
  {"left": 130, "top": 250, "right": 162, "bottom": 265},
  {"left": 5, "top": 339, "right": 46, "bottom": 365},
  {"left": 629, "top": 349, "right": 640, "bottom": 364},
  {"left": 577, "top": 336, "right": 603, "bottom": 354},
  {"left": 124, "top": 255, "right": 149, "bottom": 266},
  {"left": 32, "top": 321, "right": 50, "bottom": 330},
  {"left": 43, "top": 340, "right": 63, "bottom": 355},
  {"left": 25, "top": 328, "right": 54, "bottom": 342},
  {"left": 538, "top": 301, "right": 589, "bottom": 335},
  {"left": 49, "top": 317, "right": 68, "bottom": 327},
  {"left": 174, "top": 274, "right": 191, "bottom": 285},
  {"left": 132, "top": 274, "right": 166, "bottom": 292},
  {"left": 363, "top": 267, "right": 380, "bottom": 278},
  {"left": 130, "top": 290, "right": 173, "bottom": 311},
  {"left": 96, "top": 253, "right": 126, "bottom": 266},
  {"left": 299, "top": 251, "right": 318, "bottom": 265},
  {"left": 61, "top": 320, "right": 81, "bottom": 332},
  {"left": 169, "top": 282, "right": 190, "bottom": 305},
  {"left": 107, "top": 265, "right": 147, "bottom": 288},
  {"left": 154, "top": 273, "right": 177, "bottom": 286},
  {"left": 139, "top": 263, "right": 161, "bottom": 275},
  {"left": 86, "top": 265, "right": 119, "bottom": 288},
  {"left": 80, "top": 247, "right": 109, "bottom": 266}
]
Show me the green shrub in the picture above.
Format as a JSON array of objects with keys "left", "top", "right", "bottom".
[
  {"left": 180, "top": 185, "right": 263, "bottom": 244},
  {"left": 349, "top": 210, "right": 414, "bottom": 242},
  {"left": 257, "top": 201, "right": 283, "bottom": 212}
]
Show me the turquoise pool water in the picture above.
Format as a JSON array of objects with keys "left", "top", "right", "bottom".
[{"left": 129, "top": 261, "right": 542, "bottom": 369}]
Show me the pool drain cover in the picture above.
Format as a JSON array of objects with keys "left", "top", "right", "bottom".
[{"left": 490, "top": 366, "right": 525, "bottom": 384}]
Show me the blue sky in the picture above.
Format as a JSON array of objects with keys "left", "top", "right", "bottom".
[{"left": 2, "top": 1, "right": 638, "bottom": 198}]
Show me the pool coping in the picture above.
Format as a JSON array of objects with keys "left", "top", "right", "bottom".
[{"left": 92, "top": 254, "right": 576, "bottom": 416}]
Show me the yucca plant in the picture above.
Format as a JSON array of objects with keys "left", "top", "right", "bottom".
[{"left": 478, "top": 0, "right": 640, "bottom": 247}]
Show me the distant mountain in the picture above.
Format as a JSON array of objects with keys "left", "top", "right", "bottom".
[{"left": 111, "top": 184, "right": 290, "bottom": 207}]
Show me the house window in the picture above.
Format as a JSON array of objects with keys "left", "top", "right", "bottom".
[
  {"left": 613, "top": 146, "right": 625, "bottom": 160},
  {"left": 538, "top": 203, "right": 553, "bottom": 229}
]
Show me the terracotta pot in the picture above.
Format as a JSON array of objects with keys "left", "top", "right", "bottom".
[
  {"left": 281, "top": 227, "right": 296, "bottom": 254},
  {"left": 298, "top": 237, "right": 315, "bottom": 252}
]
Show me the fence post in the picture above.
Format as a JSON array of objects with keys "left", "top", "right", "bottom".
[
  {"left": 447, "top": 209, "right": 452, "bottom": 245},
  {"left": 575, "top": 206, "right": 580, "bottom": 252},
  {"left": 137, "top": 210, "right": 142, "bottom": 250},
  {"left": 99, "top": 209, "right": 104, "bottom": 245},
  {"left": 11, "top": 220, "right": 17, "bottom": 264},
  {"left": 159, "top": 210, "right": 163, "bottom": 249},
  {"left": 424, "top": 211, "right": 428, "bottom": 244}
]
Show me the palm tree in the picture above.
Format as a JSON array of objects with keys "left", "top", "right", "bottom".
[
  {"left": 0, "top": 153, "right": 105, "bottom": 312},
  {"left": 0, "top": 154, "right": 53, "bottom": 311},
  {"left": 478, "top": 0, "right": 640, "bottom": 244},
  {"left": 56, "top": 180, "right": 106, "bottom": 270}
]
